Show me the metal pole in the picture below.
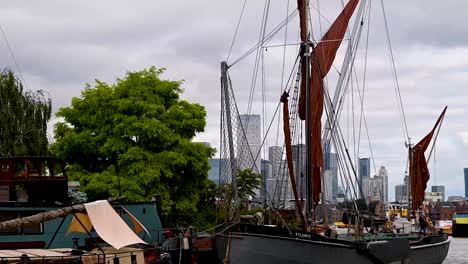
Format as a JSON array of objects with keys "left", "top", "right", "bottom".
[
  {"left": 46, "top": 216, "right": 67, "bottom": 249},
  {"left": 221, "top": 61, "right": 238, "bottom": 220},
  {"left": 305, "top": 46, "right": 312, "bottom": 219},
  {"left": 407, "top": 138, "right": 412, "bottom": 221}
]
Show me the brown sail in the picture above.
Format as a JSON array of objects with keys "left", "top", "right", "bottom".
[
  {"left": 298, "top": 0, "right": 359, "bottom": 121},
  {"left": 280, "top": 91, "right": 308, "bottom": 230},
  {"left": 297, "top": 0, "right": 359, "bottom": 206},
  {"left": 410, "top": 106, "right": 447, "bottom": 211}
]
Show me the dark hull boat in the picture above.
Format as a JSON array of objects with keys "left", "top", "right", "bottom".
[
  {"left": 215, "top": 225, "right": 450, "bottom": 264},
  {"left": 216, "top": 0, "right": 451, "bottom": 262}
]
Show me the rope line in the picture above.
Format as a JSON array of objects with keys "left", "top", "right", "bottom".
[{"left": 226, "top": 0, "right": 248, "bottom": 63}]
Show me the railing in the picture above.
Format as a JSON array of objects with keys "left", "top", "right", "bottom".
[{"left": 0, "top": 247, "right": 169, "bottom": 264}]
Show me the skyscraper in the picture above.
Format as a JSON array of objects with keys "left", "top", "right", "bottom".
[
  {"left": 358, "top": 158, "right": 370, "bottom": 198},
  {"left": 395, "top": 184, "right": 407, "bottom": 203},
  {"left": 268, "top": 146, "right": 282, "bottom": 178},
  {"left": 292, "top": 144, "right": 306, "bottom": 199},
  {"left": 237, "top": 114, "right": 261, "bottom": 174},
  {"left": 377, "top": 166, "right": 389, "bottom": 202},
  {"left": 261, "top": 159, "right": 272, "bottom": 204},
  {"left": 325, "top": 152, "right": 338, "bottom": 200},
  {"left": 431, "top": 185, "right": 445, "bottom": 202},
  {"left": 465, "top": 168, "right": 468, "bottom": 198},
  {"left": 208, "top": 158, "right": 228, "bottom": 185},
  {"left": 324, "top": 170, "right": 334, "bottom": 202}
]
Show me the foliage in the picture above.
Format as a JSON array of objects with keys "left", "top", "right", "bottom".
[
  {"left": 236, "top": 168, "right": 262, "bottom": 200},
  {"left": 51, "top": 67, "right": 214, "bottom": 225},
  {"left": 0, "top": 69, "right": 52, "bottom": 157}
]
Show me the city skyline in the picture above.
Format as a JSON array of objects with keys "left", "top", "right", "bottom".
[{"left": 0, "top": 1, "right": 466, "bottom": 198}]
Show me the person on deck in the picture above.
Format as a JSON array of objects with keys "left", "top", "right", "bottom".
[{"left": 418, "top": 215, "right": 427, "bottom": 236}]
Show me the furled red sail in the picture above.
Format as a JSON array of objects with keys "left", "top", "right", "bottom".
[
  {"left": 298, "top": 0, "right": 359, "bottom": 120},
  {"left": 297, "top": 0, "right": 308, "bottom": 43},
  {"left": 297, "top": 0, "right": 359, "bottom": 206},
  {"left": 410, "top": 106, "right": 447, "bottom": 211},
  {"left": 280, "top": 91, "right": 308, "bottom": 230}
]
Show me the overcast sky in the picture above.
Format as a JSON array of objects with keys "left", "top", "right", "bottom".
[{"left": 1, "top": 0, "right": 467, "bottom": 200}]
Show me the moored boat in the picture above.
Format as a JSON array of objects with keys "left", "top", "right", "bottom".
[
  {"left": 452, "top": 213, "right": 468, "bottom": 237},
  {"left": 215, "top": 224, "right": 450, "bottom": 264},
  {"left": 214, "top": 0, "right": 451, "bottom": 263},
  {"left": 0, "top": 156, "right": 164, "bottom": 249}
]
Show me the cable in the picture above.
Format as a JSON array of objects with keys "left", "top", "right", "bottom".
[
  {"left": 229, "top": 9, "right": 299, "bottom": 68},
  {"left": 0, "top": 23, "right": 26, "bottom": 85},
  {"left": 379, "top": 0, "right": 409, "bottom": 142},
  {"left": 226, "top": 0, "right": 248, "bottom": 63}
]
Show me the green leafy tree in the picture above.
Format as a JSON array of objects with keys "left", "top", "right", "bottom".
[
  {"left": 236, "top": 168, "right": 262, "bottom": 200},
  {"left": 0, "top": 69, "right": 52, "bottom": 157},
  {"left": 51, "top": 67, "right": 214, "bottom": 223}
]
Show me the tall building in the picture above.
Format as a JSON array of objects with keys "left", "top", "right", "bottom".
[
  {"left": 395, "top": 184, "right": 407, "bottom": 203},
  {"left": 237, "top": 114, "right": 261, "bottom": 175},
  {"left": 358, "top": 158, "right": 370, "bottom": 199},
  {"left": 359, "top": 158, "right": 370, "bottom": 185},
  {"left": 208, "top": 158, "right": 228, "bottom": 185},
  {"left": 292, "top": 144, "right": 306, "bottom": 200},
  {"left": 377, "top": 166, "right": 389, "bottom": 202},
  {"left": 431, "top": 185, "right": 445, "bottom": 202},
  {"left": 269, "top": 146, "right": 282, "bottom": 164},
  {"left": 425, "top": 192, "right": 443, "bottom": 203},
  {"left": 266, "top": 178, "right": 278, "bottom": 206},
  {"left": 324, "top": 170, "right": 334, "bottom": 202},
  {"left": 395, "top": 175, "right": 409, "bottom": 203},
  {"left": 261, "top": 159, "right": 272, "bottom": 203},
  {"left": 268, "top": 146, "right": 282, "bottom": 178},
  {"left": 465, "top": 168, "right": 468, "bottom": 198},
  {"left": 325, "top": 152, "right": 338, "bottom": 200}
]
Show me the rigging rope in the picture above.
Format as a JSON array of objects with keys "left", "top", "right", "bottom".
[
  {"left": 226, "top": 0, "right": 248, "bottom": 63},
  {"left": 0, "top": 23, "right": 26, "bottom": 85},
  {"left": 229, "top": 9, "right": 299, "bottom": 68},
  {"left": 246, "top": 0, "right": 270, "bottom": 119},
  {"left": 276, "top": 0, "right": 291, "bottom": 148},
  {"left": 379, "top": 0, "right": 410, "bottom": 142}
]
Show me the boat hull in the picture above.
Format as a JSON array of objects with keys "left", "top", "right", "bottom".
[
  {"left": 215, "top": 232, "right": 374, "bottom": 264},
  {"left": 214, "top": 225, "right": 450, "bottom": 264},
  {"left": 409, "top": 236, "right": 451, "bottom": 264}
]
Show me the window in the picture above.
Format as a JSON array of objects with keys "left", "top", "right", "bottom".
[
  {"left": 53, "top": 162, "right": 64, "bottom": 177},
  {"left": 1, "top": 164, "right": 9, "bottom": 172},
  {"left": 29, "top": 161, "right": 40, "bottom": 177},
  {"left": 14, "top": 161, "right": 26, "bottom": 177},
  {"left": 41, "top": 161, "right": 51, "bottom": 177}
]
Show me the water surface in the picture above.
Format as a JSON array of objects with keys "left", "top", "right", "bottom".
[{"left": 444, "top": 237, "right": 468, "bottom": 264}]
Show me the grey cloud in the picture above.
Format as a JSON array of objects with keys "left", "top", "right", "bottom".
[{"left": 0, "top": 0, "right": 467, "bottom": 199}]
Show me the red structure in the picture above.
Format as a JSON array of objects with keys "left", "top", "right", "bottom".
[{"left": 0, "top": 157, "right": 69, "bottom": 205}]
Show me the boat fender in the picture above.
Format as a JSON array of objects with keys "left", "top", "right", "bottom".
[{"left": 183, "top": 237, "right": 190, "bottom": 250}]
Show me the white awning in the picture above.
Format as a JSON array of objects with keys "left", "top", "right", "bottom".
[{"left": 84, "top": 200, "right": 147, "bottom": 249}]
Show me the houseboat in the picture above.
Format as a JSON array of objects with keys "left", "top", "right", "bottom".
[{"left": 0, "top": 156, "right": 164, "bottom": 249}]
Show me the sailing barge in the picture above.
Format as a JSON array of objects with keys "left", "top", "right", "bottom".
[{"left": 214, "top": 0, "right": 451, "bottom": 263}]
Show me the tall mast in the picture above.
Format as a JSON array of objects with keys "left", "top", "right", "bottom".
[
  {"left": 301, "top": 0, "right": 313, "bottom": 219},
  {"left": 407, "top": 138, "right": 412, "bottom": 220},
  {"left": 305, "top": 48, "right": 312, "bottom": 218},
  {"left": 220, "top": 61, "right": 238, "bottom": 221}
]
